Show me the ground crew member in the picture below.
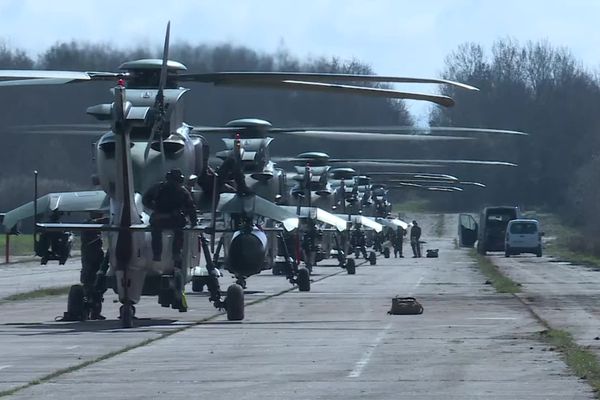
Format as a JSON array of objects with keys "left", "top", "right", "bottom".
[
  {"left": 217, "top": 137, "right": 251, "bottom": 195},
  {"left": 143, "top": 169, "right": 198, "bottom": 263},
  {"left": 410, "top": 220, "right": 422, "bottom": 258},
  {"left": 80, "top": 214, "right": 108, "bottom": 320},
  {"left": 350, "top": 223, "right": 368, "bottom": 259},
  {"left": 393, "top": 226, "right": 406, "bottom": 258}
]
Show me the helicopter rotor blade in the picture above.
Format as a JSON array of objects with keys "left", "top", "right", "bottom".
[
  {"left": 179, "top": 71, "right": 479, "bottom": 91},
  {"left": 208, "top": 80, "right": 456, "bottom": 107},
  {"left": 279, "top": 130, "right": 472, "bottom": 141},
  {"left": 326, "top": 159, "right": 518, "bottom": 167},
  {"left": 190, "top": 127, "right": 473, "bottom": 141},
  {"left": 273, "top": 126, "right": 528, "bottom": 137},
  {"left": 0, "top": 70, "right": 124, "bottom": 86},
  {"left": 365, "top": 172, "right": 460, "bottom": 181},
  {"left": 144, "top": 21, "right": 170, "bottom": 169}
]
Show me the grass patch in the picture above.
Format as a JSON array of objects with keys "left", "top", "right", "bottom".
[
  {"left": 470, "top": 249, "right": 521, "bottom": 293},
  {"left": 540, "top": 329, "right": 600, "bottom": 393},
  {"left": 0, "top": 286, "right": 70, "bottom": 303},
  {"left": 0, "top": 234, "right": 35, "bottom": 257},
  {"left": 393, "top": 199, "right": 433, "bottom": 213},
  {"left": 539, "top": 213, "right": 600, "bottom": 269}
]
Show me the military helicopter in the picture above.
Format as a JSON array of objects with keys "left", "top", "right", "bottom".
[{"left": 0, "top": 23, "right": 491, "bottom": 327}]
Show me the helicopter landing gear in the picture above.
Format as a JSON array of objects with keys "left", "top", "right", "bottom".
[
  {"left": 235, "top": 276, "right": 247, "bottom": 289},
  {"left": 297, "top": 267, "right": 311, "bottom": 292},
  {"left": 64, "top": 284, "right": 86, "bottom": 321},
  {"left": 191, "top": 276, "right": 205, "bottom": 292},
  {"left": 369, "top": 251, "right": 377, "bottom": 265},
  {"left": 346, "top": 258, "right": 356, "bottom": 275},
  {"left": 119, "top": 303, "right": 136, "bottom": 328},
  {"left": 225, "top": 284, "right": 244, "bottom": 321}
]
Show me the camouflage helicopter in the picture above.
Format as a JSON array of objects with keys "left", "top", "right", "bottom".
[{"left": 0, "top": 23, "right": 489, "bottom": 327}]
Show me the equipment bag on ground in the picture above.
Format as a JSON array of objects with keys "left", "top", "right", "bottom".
[{"left": 388, "top": 296, "right": 424, "bottom": 315}]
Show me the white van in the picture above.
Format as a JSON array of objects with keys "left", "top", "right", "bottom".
[{"left": 505, "top": 219, "right": 542, "bottom": 257}]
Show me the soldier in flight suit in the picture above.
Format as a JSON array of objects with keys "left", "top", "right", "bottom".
[
  {"left": 217, "top": 136, "right": 251, "bottom": 195},
  {"left": 79, "top": 214, "right": 108, "bottom": 319},
  {"left": 393, "top": 226, "right": 406, "bottom": 258},
  {"left": 143, "top": 169, "right": 197, "bottom": 312},
  {"left": 350, "top": 223, "right": 368, "bottom": 259},
  {"left": 410, "top": 220, "right": 422, "bottom": 258},
  {"left": 143, "top": 169, "right": 198, "bottom": 264}
]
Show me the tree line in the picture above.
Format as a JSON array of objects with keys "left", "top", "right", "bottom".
[{"left": 429, "top": 38, "right": 600, "bottom": 247}]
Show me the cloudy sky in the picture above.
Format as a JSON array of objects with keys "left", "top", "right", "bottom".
[{"left": 1, "top": 0, "right": 598, "bottom": 121}]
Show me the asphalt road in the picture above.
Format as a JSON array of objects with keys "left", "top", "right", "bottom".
[{"left": 0, "top": 214, "right": 594, "bottom": 399}]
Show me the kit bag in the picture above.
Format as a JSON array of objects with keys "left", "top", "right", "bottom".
[{"left": 388, "top": 296, "right": 424, "bottom": 315}]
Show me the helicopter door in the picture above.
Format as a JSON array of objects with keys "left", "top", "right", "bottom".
[{"left": 458, "top": 213, "right": 478, "bottom": 247}]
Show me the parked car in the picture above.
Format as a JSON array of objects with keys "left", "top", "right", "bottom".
[{"left": 505, "top": 219, "right": 543, "bottom": 257}]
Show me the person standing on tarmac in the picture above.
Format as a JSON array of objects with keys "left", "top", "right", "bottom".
[
  {"left": 393, "top": 226, "right": 406, "bottom": 258},
  {"left": 143, "top": 169, "right": 198, "bottom": 263},
  {"left": 350, "top": 223, "right": 368, "bottom": 259},
  {"left": 410, "top": 220, "right": 422, "bottom": 258}
]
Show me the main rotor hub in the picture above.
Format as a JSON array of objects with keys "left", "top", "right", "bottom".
[{"left": 118, "top": 59, "right": 187, "bottom": 89}]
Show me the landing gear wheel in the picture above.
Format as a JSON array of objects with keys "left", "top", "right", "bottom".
[
  {"left": 346, "top": 258, "right": 356, "bottom": 275},
  {"left": 225, "top": 284, "right": 245, "bottom": 321},
  {"left": 67, "top": 284, "right": 86, "bottom": 321},
  {"left": 119, "top": 304, "right": 135, "bottom": 328},
  {"left": 297, "top": 267, "right": 311, "bottom": 292},
  {"left": 536, "top": 246, "right": 542, "bottom": 257},
  {"left": 383, "top": 248, "right": 390, "bottom": 258},
  {"left": 369, "top": 251, "right": 377, "bottom": 265},
  {"left": 191, "top": 277, "right": 205, "bottom": 292}
]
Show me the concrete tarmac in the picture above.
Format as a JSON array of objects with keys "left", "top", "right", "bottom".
[
  {"left": 494, "top": 251, "right": 600, "bottom": 356},
  {"left": 0, "top": 214, "right": 594, "bottom": 399},
  {"left": 0, "top": 258, "right": 79, "bottom": 299}
]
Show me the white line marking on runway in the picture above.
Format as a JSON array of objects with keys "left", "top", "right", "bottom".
[
  {"left": 348, "top": 322, "right": 392, "bottom": 378},
  {"left": 467, "top": 317, "right": 517, "bottom": 320},
  {"left": 0, "top": 365, "right": 12, "bottom": 371},
  {"left": 66, "top": 345, "right": 80, "bottom": 350},
  {"left": 408, "top": 276, "right": 424, "bottom": 296}
]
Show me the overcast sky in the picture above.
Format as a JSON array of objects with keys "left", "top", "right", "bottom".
[{"left": 1, "top": 0, "right": 599, "bottom": 122}]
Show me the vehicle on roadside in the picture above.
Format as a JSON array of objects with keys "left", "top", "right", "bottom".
[
  {"left": 505, "top": 219, "right": 543, "bottom": 257},
  {"left": 476, "top": 206, "right": 520, "bottom": 255}
]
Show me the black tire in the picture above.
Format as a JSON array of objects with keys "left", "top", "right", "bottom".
[
  {"left": 226, "top": 284, "right": 245, "bottom": 321},
  {"left": 297, "top": 267, "right": 311, "bottom": 292},
  {"left": 119, "top": 304, "right": 134, "bottom": 328},
  {"left": 346, "top": 258, "right": 356, "bottom": 275},
  {"left": 369, "top": 251, "right": 377, "bottom": 265},
  {"left": 505, "top": 246, "right": 511, "bottom": 258},
  {"left": 536, "top": 246, "right": 542, "bottom": 257},
  {"left": 383, "top": 248, "right": 390, "bottom": 258},
  {"left": 191, "top": 277, "right": 204, "bottom": 292},
  {"left": 67, "top": 284, "right": 86, "bottom": 321}
]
